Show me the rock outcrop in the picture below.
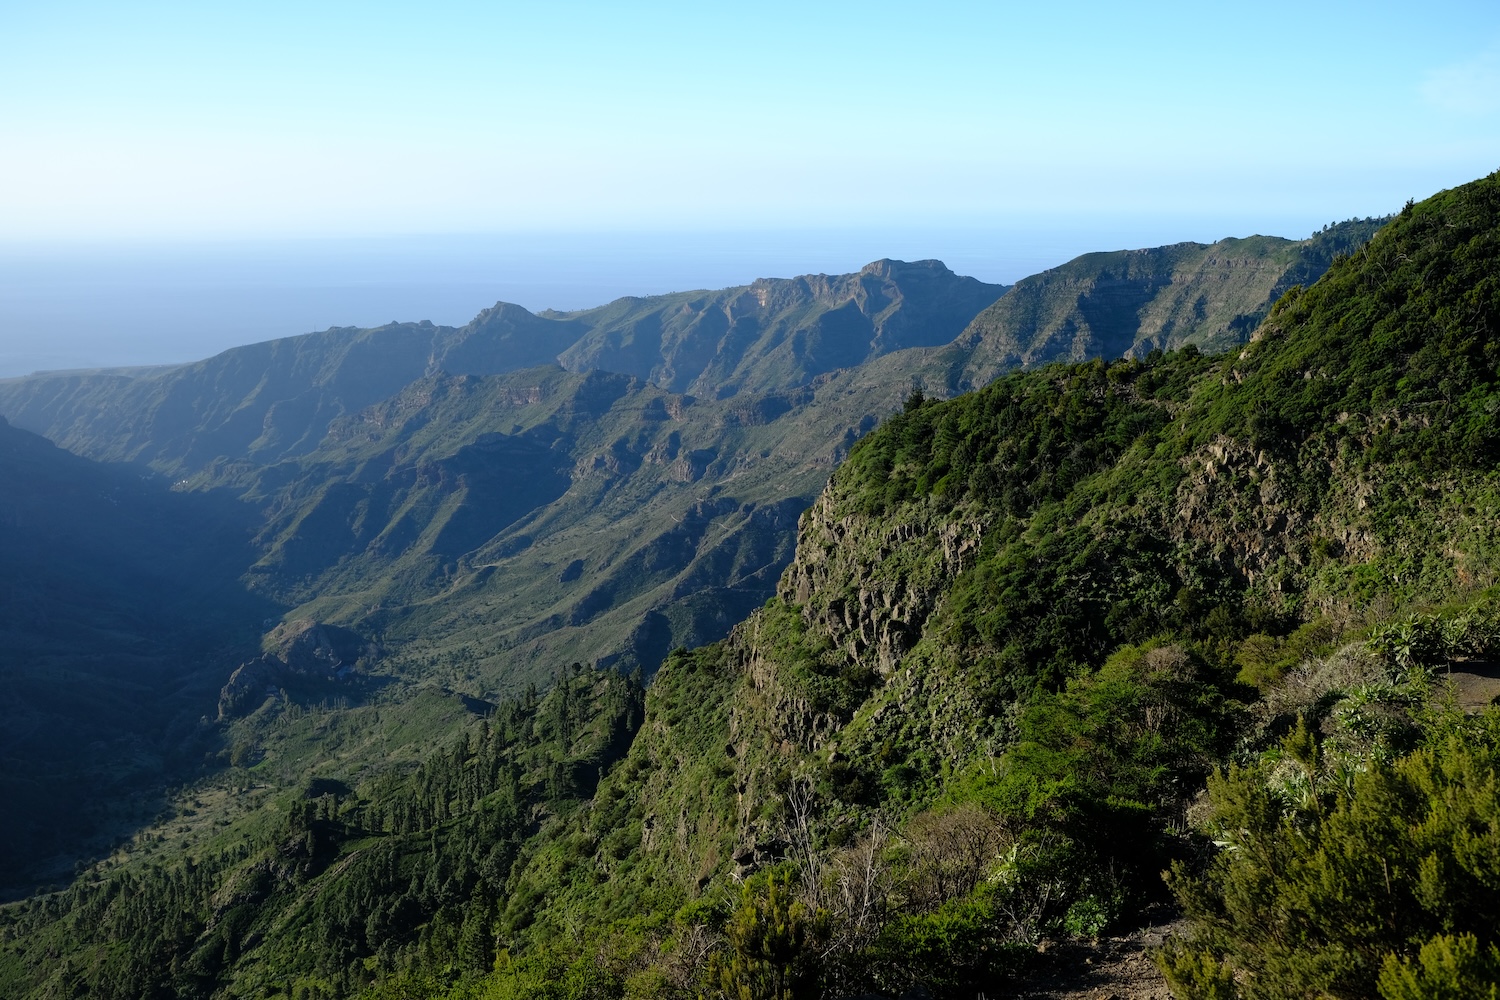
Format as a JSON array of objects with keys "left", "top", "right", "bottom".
[{"left": 217, "top": 620, "right": 374, "bottom": 719}]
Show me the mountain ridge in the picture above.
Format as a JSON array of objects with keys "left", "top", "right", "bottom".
[
  {"left": 4, "top": 173, "right": 1499, "bottom": 999},
  {"left": 0, "top": 228, "right": 1392, "bottom": 739},
  {"left": 554, "top": 257, "right": 1007, "bottom": 396},
  {"left": 0, "top": 259, "right": 1002, "bottom": 475}
]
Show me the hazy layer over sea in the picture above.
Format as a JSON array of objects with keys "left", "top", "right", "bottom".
[{"left": 0, "top": 217, "right": 1315, "bottom": 378}]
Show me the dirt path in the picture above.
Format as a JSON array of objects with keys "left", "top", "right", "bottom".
[
  {"left": 1444, "top": 657, "right": 1500, "bottom": 712},
  {"left": 1012, "top": 920, "right": 1183, "bottom": 1000}
]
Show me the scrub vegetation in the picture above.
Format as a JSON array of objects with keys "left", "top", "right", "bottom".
[{"left": 0, "top": 174, "right": 1496, "bottom": 998}]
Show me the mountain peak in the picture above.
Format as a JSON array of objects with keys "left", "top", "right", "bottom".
[
  {"left": 470, "top": 300, "right": 538, "bottom": 324},
  {"left": 858, "top": 257, "right": 954, "bottom": 278},
  {"left": 557, "top": 259, "right": 1008, "bottom": 395}
]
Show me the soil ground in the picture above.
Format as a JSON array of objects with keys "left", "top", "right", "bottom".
[
  {"left": 1444, "top": 656, "right": 1500, "bottom": 712},
  {"left": 1011, "top": 919, "right": 1184, "bottom": 1000}
]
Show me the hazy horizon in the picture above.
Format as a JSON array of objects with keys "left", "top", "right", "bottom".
[
  {"left": 0, "top": 210, "right": 1384, "bottom": 378},
  {"left": 4, "top": 1, "right": 1496, "bottom": 376}
]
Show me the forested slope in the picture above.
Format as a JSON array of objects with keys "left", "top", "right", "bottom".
[
  {"left": 428, "top": 174, "right": 1500, "bottom": 996},
  {"left": 2, "top": 174, "right": 1494, "bottom": 998},
  {"left": 0, "top": 417, "right": 271, "bottom": 889}
]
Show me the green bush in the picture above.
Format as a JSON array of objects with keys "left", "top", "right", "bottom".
[
  {"left": 868, "top": 888, "right": 1031, "bottom": 996},
  {"left": 1165, "top": 707, "right": 1500, "bottom": 1000},
  {"left": 709, "top": 872, "right": 828, "bottom": 1000},
  {"left": 1379, "top": 934, "right": 1500, "bottom": 1000},
  {"left": 1062, "top": 896, "right": 1111, "bottom": 939}
]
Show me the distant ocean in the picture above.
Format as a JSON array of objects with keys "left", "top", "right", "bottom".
[{"left": 0, "top": 218, "right": 1315, "bottom": 378}]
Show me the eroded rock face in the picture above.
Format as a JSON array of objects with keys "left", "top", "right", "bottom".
[
  {"left": 778, "top": 491, "right": 987, "bottom": 676},
  {"left": 217, "top": 621, "right": 375, "bottom": 719}
]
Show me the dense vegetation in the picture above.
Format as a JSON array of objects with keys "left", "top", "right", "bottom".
[
  {"left": 1163, "top": 613, "right": 1500, "bottom": 1000},
  {"left": 1, "top": 174, "right": 1497, "bottom": 999},
  {"left": 0, "top": 229, "right": 1368, "bottom": 704},
  {"left": 0, "top": 667, "right": 643, "bottom": 999},
  {"left": 0, "top": 417, "right": 272, "bottom": 888}
]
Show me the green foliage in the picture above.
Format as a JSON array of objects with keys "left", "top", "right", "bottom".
[
  {"left": 840, "top": 354, "right": 1194, "bottom": 520},
  {"left": 867, "top": 887, "right": 1032, "bottom": 996},
  {"left": 1157, "top": 939, "right": 1238, "bottom": 1000},
  {"left": 1233, "top": 618, "right": 1338, "bottom": 689},
  {"left": 710, "top": 872, "right": 828, "bottom": 1000},
  {"left": 971, "top": 642, "right": 1241, "bottom": 917},
  {"left": 0, "top": 668, "right": 645, "bottom": 1000},
  {"left": 1379, "top": 934, "right": 1500, "bottom": 1000},
  {"left": 1365, "top": 604, "right": 1500, "bottom": 680},
  {"left": 1166, "top": 707, "right": 1500, "bottom": 1000},
  {"left": 1195, "top": 172, "right": 1500, "bottom": 473},
  {"left": 1368, "top": 615, "right": 1447, "bottom": 675},
  {"left": 1062, "top": 896, "right": 1111, "bottom": 939}
]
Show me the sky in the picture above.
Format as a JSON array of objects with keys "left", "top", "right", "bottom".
[
  {"left": 1, "top": 0, "right": 1499, "bottom": 372},
  {"left": 4, "top": 0, "right": 1499, "bottom": 238}
]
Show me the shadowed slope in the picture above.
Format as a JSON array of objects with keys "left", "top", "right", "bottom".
[{"left": 0, "top": 417, "right": 274, "bottom": 890}]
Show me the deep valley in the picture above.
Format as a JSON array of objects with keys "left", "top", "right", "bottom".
[{"left": 0, "top": 179, "right": 1495, "bottom": 1000}]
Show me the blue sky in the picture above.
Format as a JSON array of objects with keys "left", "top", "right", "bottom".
[{"left": 4, "top": 0, "right": 1499, "bottom": 240}]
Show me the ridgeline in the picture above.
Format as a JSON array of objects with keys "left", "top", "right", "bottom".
[{"left": 0, "top": 174, "right": 1495, "bottom": 999}]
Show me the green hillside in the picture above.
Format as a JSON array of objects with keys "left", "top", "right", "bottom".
[
  {"left": 0, "top": 418, "right": 274, "bottom": 890},
  {"left": 0, "top": 260, "right": 1003, "bottom": 476},
  {"left": 0, "top": 175, "right": 1494, "bottom": 999},
  {"left": 949, "top": 220, "right": 1383, "bottom": 386},
  {"left": 0, "top": 234, "right": 1371, "bottom": 703},
  {"left": 555, "top": 258, "right": 1007, "bottom": 396}
]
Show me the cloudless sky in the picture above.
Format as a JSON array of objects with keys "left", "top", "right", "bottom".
[
  {"left": 4, "top": 0, "right": 1498, "bottom": 238},
  {"left": 0, "top": 1, "right": 1498, "bottom": 374}
]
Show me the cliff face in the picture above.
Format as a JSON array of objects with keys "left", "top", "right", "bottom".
[
  {"left": 942, "top": 220, "right": 1384, "bottom": 392},
  {"left": 778, "top": 492, "right": 987, "bottom": 676},
  {"left": 572, "top": 177, "right": 1500, "bottom": 911},
  {"left": 217, "top": 621, "right": 375, "bottom": 718}
]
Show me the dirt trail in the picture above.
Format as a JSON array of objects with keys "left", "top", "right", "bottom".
[
  {"left": 1444, "top": 657, "right": 1500, "bottom": 712},
  {"left": 1013, "top": 920, "right": 1182, "bottom": 1000}
]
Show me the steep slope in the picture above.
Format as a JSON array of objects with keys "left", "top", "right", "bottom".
[
  {"left": 920, "top": 219, "right": 1384, "bottom": 393},
  {"left": 222, "top": 366, "right": 908, "bottom": 687},
  {"left": 468, "top": 176, "right": 1500, "bottom": 995},
  {"left": 555, "top": 258, "right": 1008, "bottom": 395},
  {"left": 0, "top": 418, "right": 272, "bottom": 890}
]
